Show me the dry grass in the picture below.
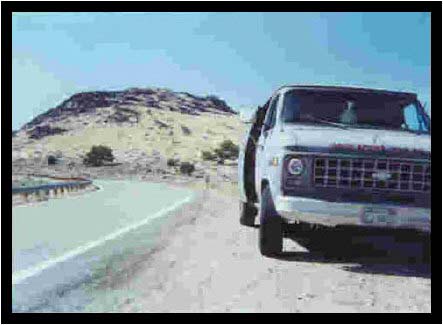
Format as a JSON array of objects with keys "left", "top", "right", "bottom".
[{"left": 39, "top": 110, "right": 245, "bottom": 162}]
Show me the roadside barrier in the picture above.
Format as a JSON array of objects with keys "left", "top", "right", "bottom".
[{"left": 12, "top": 176, "right": 94, "bottom": 203}]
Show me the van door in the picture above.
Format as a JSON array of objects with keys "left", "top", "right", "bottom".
[
  {"left": 255, "top": 95, "right": 279, "bottom": 198},
  {"left": 238, "top": 119, "right": 256, "bottom": 202},
  {"left": 241, "top": 102, "right": 270, "bottom": 203}
]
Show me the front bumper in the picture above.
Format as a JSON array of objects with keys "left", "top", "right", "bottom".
[{"left": 275, "top": 195, "right": 431, "bottom": 233}]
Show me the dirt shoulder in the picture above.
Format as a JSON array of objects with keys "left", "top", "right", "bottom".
[{"left": 88, "top": 189, "right": 431, "bottom": 313}]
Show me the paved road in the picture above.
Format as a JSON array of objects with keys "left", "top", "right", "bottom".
[{"left": 12, "top": 180, "right": 193, "bottom": 312}]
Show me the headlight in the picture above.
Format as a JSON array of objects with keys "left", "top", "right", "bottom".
[{"left": 287, "top": 158, "right": 304, "bottom": 175}]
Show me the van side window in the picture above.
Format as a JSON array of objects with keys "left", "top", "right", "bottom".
[
  {"left": 403, "top": 103, "right": 429, "bottom": 133},
  {"left": 264, "top": 95, "right": 279, "bottom": 130}
]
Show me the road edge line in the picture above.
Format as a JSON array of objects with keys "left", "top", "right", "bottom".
[{"left": 12, "top": 194, "right": 193, "bottom": 285}]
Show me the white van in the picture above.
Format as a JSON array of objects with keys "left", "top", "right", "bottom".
[{"left": 238, "top": 85, "right": 431, "bottom": 256}]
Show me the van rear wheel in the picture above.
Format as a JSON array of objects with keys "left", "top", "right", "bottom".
[
  {"left": 259, "top": 185, "right": 283, "bottom": 256},
  {"left": 240, "top": 201, "right": 257, "bottom": 227}
]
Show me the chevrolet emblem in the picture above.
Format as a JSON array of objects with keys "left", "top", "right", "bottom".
[{"left": 372, "top": 171, "right": 391, "bottom": 181}]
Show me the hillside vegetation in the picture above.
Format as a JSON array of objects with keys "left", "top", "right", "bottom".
[{"left": 42, "top": 109, "right": 244, "bottom": 161}]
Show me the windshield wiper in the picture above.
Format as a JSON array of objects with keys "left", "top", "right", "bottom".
[
  {"left": 399, "top": 128, "right": 429, "bottom": 135},
  {"left": 302, "top": 115, "right": 350, "bottom": 130},
  {"left": 351, "top": 123, "right": 429, "bottom": 135}
]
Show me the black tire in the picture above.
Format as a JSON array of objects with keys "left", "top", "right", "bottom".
[
  {"left": 240, "top": 201, "right": 257, "bottom": 227},
  {"left": 259, "top": 185, "right": 283, "bottom": 256}
]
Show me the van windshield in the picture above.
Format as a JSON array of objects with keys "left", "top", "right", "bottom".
[{"left": 281, "top": 90, "right": 430, "bottom": 134}]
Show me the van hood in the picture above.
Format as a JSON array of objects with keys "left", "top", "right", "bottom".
[{"left": 279, "top": 125, "right": 431, "bottom": 156}]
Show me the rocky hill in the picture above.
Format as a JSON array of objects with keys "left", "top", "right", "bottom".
[
  {"left": 12, "top": 87, "right": 245, "bottom": 177},
  {"left": 21, "top": 88, "right": 236, "bottom": 130}
]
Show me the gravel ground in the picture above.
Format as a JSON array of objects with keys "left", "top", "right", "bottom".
[{"left": 87, "top": 189, "right": 431, "bottom": 313}]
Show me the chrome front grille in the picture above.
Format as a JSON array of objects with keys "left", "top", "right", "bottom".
[{"left": 313, "top": 157, "right": 431, "bottom": 193}]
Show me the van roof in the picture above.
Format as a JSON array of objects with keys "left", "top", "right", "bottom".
[{"left": 277, "top": 85, "right": 417, "bottom": 99}]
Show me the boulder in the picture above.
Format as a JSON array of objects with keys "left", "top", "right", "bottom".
[{"left": 27, "top": 125, "right": 67, "bottom": 140}]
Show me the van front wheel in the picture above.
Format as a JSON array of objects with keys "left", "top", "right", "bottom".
[
  {"left": 259, "top": 185, "right": 283, "bottom": 256},
  {"left": 240, "top": 201, "right": 257, "bottom": 227}
]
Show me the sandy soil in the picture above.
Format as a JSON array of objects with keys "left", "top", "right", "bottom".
[{"left": 91, "top": 189, "right": 431, "bottom": 313}]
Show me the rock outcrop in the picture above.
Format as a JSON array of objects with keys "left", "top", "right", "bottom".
[
  {"left": 21, "top": 87, "right": 236, "bottom": 132},
  {"left": 27, "top": 125, "right": 67, "bottom": 140}
]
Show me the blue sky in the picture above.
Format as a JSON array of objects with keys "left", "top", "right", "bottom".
[{"left": 12, "top": 12, "right": 430, "bottom": 129}]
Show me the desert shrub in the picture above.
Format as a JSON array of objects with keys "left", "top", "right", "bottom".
[
  {"left": 167, "top": 158, "right": 179, "bottom": 167},
  {"left": 83, "top": 145, "right": 114, "bottom": 167},
  {"left": 206, "top": 95, "right": 226, "bottom": 106},
  {"left": 201, "top": 140, "right": 239, "bottom": 162},
  {"left": 55, "top": 150, "right": 63, "bottom": 158},
  {"left": 154, "top": 119, "right": 170, "bottom": 128},
  {"left": 47, "top": 155, "right": 57, "bottom": 165},
  {"left": 181, "top": 125, "right": 192, "bottom": 135},
  {"left": 201, "top": 150, "right": 217, "bottom": 161},
  {"left": 214, "top": 140, "right": 239, "bottom": 160},
  {"left": 206, "top": 95, "right": 221, "bottom": 101},
  {"left": 179, "top": 162, "right": 195, "bottom": 175}
]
